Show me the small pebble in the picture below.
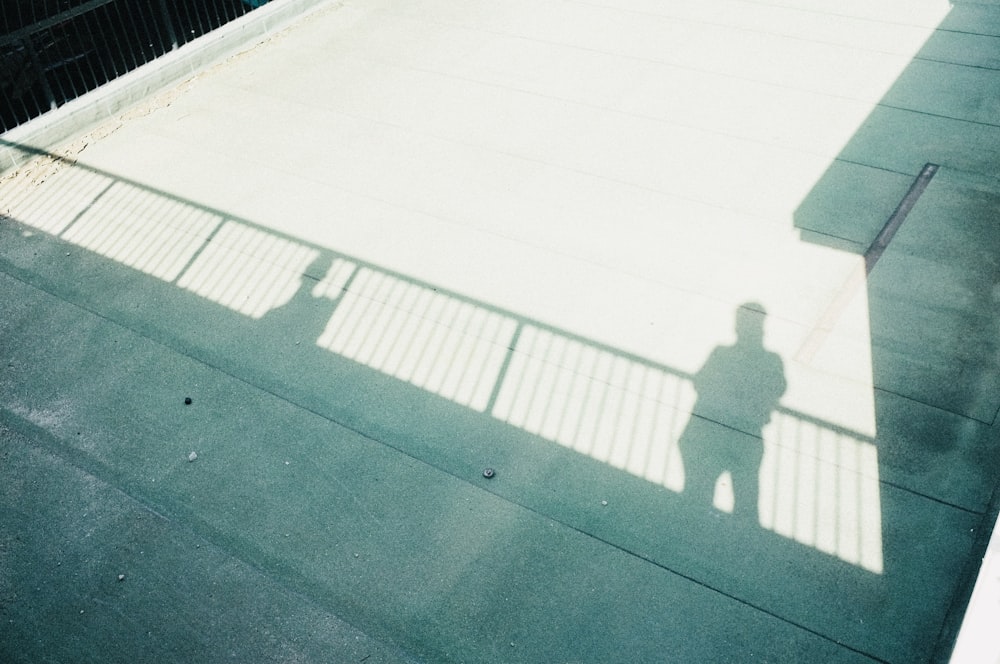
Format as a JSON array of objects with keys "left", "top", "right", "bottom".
[
  {"left": 184, "top": 397, "right": 192, "bottom": 405},
  {"left": 187, "top": 451, "right": 198, "bottom": 462},
  {"left": 117, "top": 574, "right": 125, "bottom": 582},
  {"left": 482, "top": 468, "right": 495, "bottom": 479},
  {"left": 601, "top": 500, "right": 608, "bottom": 506}
]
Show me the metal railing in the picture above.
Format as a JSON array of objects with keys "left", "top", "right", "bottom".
[{"left": 1, "top": 0, "right": 268, "bottom": 133}]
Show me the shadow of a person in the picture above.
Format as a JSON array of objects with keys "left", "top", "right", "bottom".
[
  {"left": 257, "top": 250, "right": 339, "bottom": 351},
  {"left": 679, "top": 303, "right": 786, "bottom": 524}
]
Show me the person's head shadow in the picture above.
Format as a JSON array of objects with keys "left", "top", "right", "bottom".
[
  {"left": 678, "top": 303, "right": 787, "bottom": 525},
  {"left": 257, "top": 249, "right": 339, "bottom": 349}
]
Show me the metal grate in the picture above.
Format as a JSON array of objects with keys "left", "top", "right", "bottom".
[{"left": 1, "top": 0, "right": 269, "bottom": 133}]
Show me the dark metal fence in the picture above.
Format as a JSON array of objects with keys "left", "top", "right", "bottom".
[{"left": 1, "top": 0, "right": 269, "bottom": 133}]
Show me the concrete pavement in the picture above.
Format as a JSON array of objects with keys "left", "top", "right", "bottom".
[{"left": 2, "top": 0, "right": 999, "bottom": 661}]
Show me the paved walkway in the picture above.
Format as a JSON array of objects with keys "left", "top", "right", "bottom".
[{"left": 2, "top": 1, "right": 999, "bottom": 662}]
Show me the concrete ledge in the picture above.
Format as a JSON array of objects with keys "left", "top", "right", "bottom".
[{"left": 0, "top": 0, "right": 335, "bottom": 175}]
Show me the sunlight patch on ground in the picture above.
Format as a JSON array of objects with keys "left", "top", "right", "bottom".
[
  {"left": 64, "top": 183, "right": 218, "bottom": 282},
  {"left": 316, "top": 267, "right": 518, "bottom": 411},
  {"left": 177, "top": 221, "right": 318, "bottom": 318},
  {"left": 0, "top": 166, "right": 115, "bottom": 235},
  {"left": 492, "top": 324, "right": 691, "bottom": 490},
  {"left": 763, "top": 413, "right": 883, "bottom": 573}
]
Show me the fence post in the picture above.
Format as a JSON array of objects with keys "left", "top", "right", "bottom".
[
  {"left": 22, "top": 38, "right": 57, "bottom": 111},
  {"left": 157, "top": 0, "right": 179, "bottom": 50}
]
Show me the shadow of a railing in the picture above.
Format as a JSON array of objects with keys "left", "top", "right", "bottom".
[{"left": 0, "top": 137, "right": 885, "bottom": 576}]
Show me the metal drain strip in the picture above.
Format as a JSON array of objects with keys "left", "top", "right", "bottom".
[{"left": 797, "top": 162, "right": 939, "bottom": 363}]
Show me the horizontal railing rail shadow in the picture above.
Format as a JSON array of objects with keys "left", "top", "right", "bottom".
[{"left": 0, "top": 138, "right": 883, "bottom": 574}]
